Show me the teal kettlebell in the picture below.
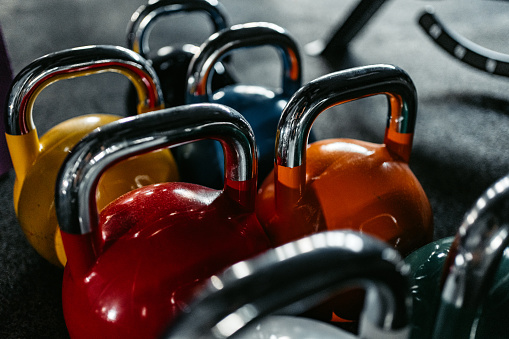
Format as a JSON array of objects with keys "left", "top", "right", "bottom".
[{"left": 405, "top": 173, "right": 509, "bottom": 338}]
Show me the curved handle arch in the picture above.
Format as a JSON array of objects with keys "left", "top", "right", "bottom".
[
  {"left": 5, "top": 45, "right": 164, "bottom": 191},
  {"left": 6, "top": 45, "right": 164, "bottom": 136},
  {"left": 127, "top": 0, "right": 229, "bottom": 57},
  {"left": 275, "top": 64, "right": 416, "bottom": 200},
  {"left": 434, "top": 172, "right": 509, "bottom": 337},
  {"left": 186, "top": 22, "right": 302, "bottom": 101},
  {"left": 56, "top": 103, "right": 256, "bottom": 236},
  {"left": 162, "top": 230, "right": 411, "bottom": 338}
]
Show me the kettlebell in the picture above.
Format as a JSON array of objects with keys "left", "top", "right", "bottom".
[
  {"left": 5, "top": 45, "right": 178, "bottom": 267},
  {"left": 256, "top": 64, "right": 433, "bottom": 257},
  {"left": 126, "top": 0, "right": 236, "bottom": 115},
  {"left": 163, "top": 230, "right": 412, "bottom": 339},
  {"left": 184, "top": 22, "right": 304, "bottom": 188},
  {"left": 405, "top": 173, "right": 509, "bottom": 339},
  {"left": 55, "top": 104, "right": 271, "bottom": 339}
]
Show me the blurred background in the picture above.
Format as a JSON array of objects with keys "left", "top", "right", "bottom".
[{"left": 0, "top": 0, "right": 508, "bottom": 337}]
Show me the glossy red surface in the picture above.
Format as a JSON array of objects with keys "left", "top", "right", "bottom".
[{"left": 62, "top": 181, "right": 271, "bottom": 339}]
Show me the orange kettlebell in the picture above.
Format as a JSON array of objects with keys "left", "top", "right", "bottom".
[
  {"left": 257, "top": 64, "right": 433, "bottom": 257},
  {"left": 5, "top": 45, "right": 179, "bottom": 267}
]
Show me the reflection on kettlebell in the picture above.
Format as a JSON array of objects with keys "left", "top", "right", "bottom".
[
  {"left": 125, "top": 0, "right": 236, "bottom": 115},
  {"left": 55, "top": 104, "right": 271, "bottom": 339},
  {"left": 184, "top": 22, "right": 306, "bottom": 189},
  {"left": 5, "top": 45, "right": 178, "bottom": 267}
]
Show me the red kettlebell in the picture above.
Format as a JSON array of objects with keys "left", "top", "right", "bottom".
[
  {"left": 55, "top": 104, "right": 271, "bottom": 339},
  {"left": 257, "top": 64, "right": 433, "bottom": 257}
]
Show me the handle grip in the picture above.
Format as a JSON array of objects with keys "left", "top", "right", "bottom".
[
  {"left": 186, "top": 22, "right": 302, "bottom": 101},
  {"left": 127, "top": 0, "right": 228, "bottom": 57},
  {"left": 418, "top": 7, "right": 509, "bottom": 78},
  {"left": 275, "top": 64, "right": 416, "bottom": 197},
  {"left": 5, "top": 45, "right": 164, "bottom": 196},
  {"left": 434, "top": 173, "right": 509, "bottom": 337},
  {"left": 162, "top": 230, "right": 411, "bottom": 339},
  {"left": 6, "top": 45, "right": 164, "bottom": 136}
]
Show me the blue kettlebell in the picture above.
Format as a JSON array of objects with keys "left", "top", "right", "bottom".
[
  {"left": 183, "top": 22, "right": 306, "bottom": 189},
  {"left": 125, "top": 0, "right": 236, "bottom": 115}
]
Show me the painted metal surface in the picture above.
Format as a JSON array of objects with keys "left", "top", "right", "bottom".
[
  {"left": 5, "top": 45, "right": 177, "bottom": 266},
  {"left": 55, "top": 104, "right": 271, "bottom": 339}
]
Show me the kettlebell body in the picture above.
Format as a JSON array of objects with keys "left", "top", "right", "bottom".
[
  {"left": 126, "top": 0, "right": 235, "bottom": 115},
  {"left": 406, "top": 172, "right": 509, "bottom": 339},
  {"left": 256, "top": 65, "right": 433, "bottom": 257},
  {"left": 185, "top": 22, "right": 303, "bottom": 188},
  {"left": 162, "top": 231, "right": 412, "bottom": 339},
  {"left": 56, "top": 104, "right": 271, "bottom": 339},
  {"left": 257, "top": 137, "right": 432, "bottom": 256},
  {"left": 5, "top": 45, "right": 178, "bottom": 267},
  {"left": 63, "top": 182, "right": 268, "bottom": 339},
  {"left": 405, "top": 237, "right": 453, "bottom": 339},
  {"left": 405, "top": 227, "right": 509, "bottom": 339},
  {"left": 212, "top": 86, "right": 287, "bottom": 172}
]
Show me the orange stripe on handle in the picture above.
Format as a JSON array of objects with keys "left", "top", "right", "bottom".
[{"left": 384, "top": 128, "right": 413, "bottom": 162}]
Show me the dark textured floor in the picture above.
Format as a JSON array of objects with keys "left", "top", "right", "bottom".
[{"left": 0, "top": 0, "right": 508, "bottom": 337}]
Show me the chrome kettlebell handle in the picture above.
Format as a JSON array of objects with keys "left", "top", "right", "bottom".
[
  {"left": 186, "top": 22, "right": 302, "bottom": 101},
  {"left": 127, "top": 0, "right": 228, "bottom": 57},
  {"left": 426, "top": 172, "right": 509, "bottom": 338},
  {"left": 56, "top": 103, "right": 256, "bottom": 236},
  {"left": 277, "top": 64, "right": 416, "bottom": 170},
  {"left": 162, "top": 230, "right": 411, "bottom": 339},
  {"left": 441, "top": 173, "right": 509, "bottom": 310},
  {"left": 6, "top": 45, "right": 164, "bottom": 135}
]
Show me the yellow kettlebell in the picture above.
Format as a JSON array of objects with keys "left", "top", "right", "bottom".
[{"left": 5, "top": 45, "right": 179, "bottom": 267}]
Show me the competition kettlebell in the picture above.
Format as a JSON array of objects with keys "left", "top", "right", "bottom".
[
  {"left": 256, "top": 64, "right": 433, "bottom": 258},
  {"left": 405, "top": 173, "right": 509, "bottom": 339},
  {"left": 55, "top": 104, "right": 271, "bottom": 339},
  {"left": 5, "top": 45, "right": 178, "bottom": 267},
  {"left": 126, "top": 0, "right": 236, "bottom": 115},
  {"left": 163, "top": 231, "right": 412, "bottom": 339},
  {"left": 184, "top": 22, "right": 304, "bottom": 188}
]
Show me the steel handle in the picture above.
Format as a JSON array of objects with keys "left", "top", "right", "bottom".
[
  {"left": 56, "top": 103, "right": 256, "bottom": 237},
  {"left": 186, "top": 22, "right": 302, "bottom": 101},
  {"left": 127, "top": 0, "right": 228, "bottom": 57},
  {"left": 163, "top": 231, "right": 411, "bottom": 339}
]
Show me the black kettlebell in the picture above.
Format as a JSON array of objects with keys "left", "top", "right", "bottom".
[{"left": 125, "top": 0, "right": 236, "bottom": 115}]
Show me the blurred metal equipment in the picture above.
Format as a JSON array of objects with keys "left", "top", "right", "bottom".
[
  {"left": 305, "top": 0, "right": 388, "bottom": 58},
  {"left": 418, "top": 6, "right": 509, "bottom": 78}
]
